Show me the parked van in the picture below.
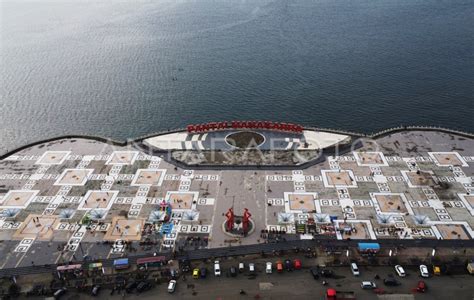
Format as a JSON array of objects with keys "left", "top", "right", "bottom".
[
  {"left": 238, "top": 262, "right": 245, "bottom": 272},
  {"left": 351, "top": 263, "right": 360, "bottom": 276}
]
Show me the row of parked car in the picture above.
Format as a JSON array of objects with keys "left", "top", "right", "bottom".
[
  {"left": 210, "top": 259, "right": 303, "bottom": 277},
  {"left": 392, "top": 264, "right": 429, "bottom": 278},
  {"left": 192, "top": 259, "right": 430, "bottom": 280},
  {"left": 309, "top": 263, "right": 430, "bottom": 292},
  {"left": 359, "top": 279, "right": 427, "bottom": 293},
  {"left": 349, "top": 263, "right": 430, "bottom": 278},
  {"left": 350, "top": 263, "right": 429, "bottom": 293}
]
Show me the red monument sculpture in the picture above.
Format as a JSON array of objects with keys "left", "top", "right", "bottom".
[
  {"left": 225, "top": 207, "right": 235, "bottom": 232},
  {"left": 242, "top": 208, "right": 252, "bottom": 234}
]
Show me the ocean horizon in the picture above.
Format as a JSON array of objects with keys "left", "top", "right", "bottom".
[{"left": 1, "top": 0, "right": 473, "bottom": 154}]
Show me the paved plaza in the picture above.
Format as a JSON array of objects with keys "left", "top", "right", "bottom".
[{"left": 0, "top": 130, "right": 473, "bottom": 269}]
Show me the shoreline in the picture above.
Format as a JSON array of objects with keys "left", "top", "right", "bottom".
[{"left": 2, "top": 125, "right": 474, "bottom": 161}]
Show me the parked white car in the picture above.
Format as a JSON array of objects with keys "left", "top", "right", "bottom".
[
  {"left": 395, "top": 265, "right": 406, "bottom": 277},
  {"left": 167, "top": 280, "right": 176, "bottom": 293},
  {"left": 266, "top": 262, "right": 272, "bottom": 274},
  {"left": 419, "top": 264, "right": 429, "bottom": 278},
  {"left": 351, "top": 263, "right": 360, "bottom": 276},
  {"left": 361, "top": 281, "right": 376, "bottom": 289},
  {"left": 249, "top": 263, "right": 255, "bottom": 273},
  {"left": 214, "top": 261, "right": 221, "bottom": 276}
]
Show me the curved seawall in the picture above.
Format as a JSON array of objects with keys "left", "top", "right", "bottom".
[{"left": 1, "top": 125, "right": 473, "bottom": 160}]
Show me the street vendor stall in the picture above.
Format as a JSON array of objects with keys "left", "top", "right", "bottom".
[
  {"left": 57, "top": 264, "right": 83, "bottom": 279},
  {"left": 113, "top": 258, "right": 129, "bottom": 270},
  {"left": 137, "top": 256, "right": 166, "bottom": 270}
]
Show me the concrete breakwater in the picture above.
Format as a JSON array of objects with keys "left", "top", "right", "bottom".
[{"left": 1, "top": 125, "right": 473, "bottom": 160}]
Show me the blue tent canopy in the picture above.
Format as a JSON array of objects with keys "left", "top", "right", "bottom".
[
  {"left": 358, "top": 243, "right": 380, "bottom": 251},
  {"left": 113, "top": 258, "right": 129, "bottom": 266}
]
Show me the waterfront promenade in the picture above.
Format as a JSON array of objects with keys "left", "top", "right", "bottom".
[{"left": 0, "top": 128, "right": 473, "bottom": 275}]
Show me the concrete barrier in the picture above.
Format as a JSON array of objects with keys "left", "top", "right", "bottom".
[{"left": 1, "top": 125, "right": 472, "bottom": 160}]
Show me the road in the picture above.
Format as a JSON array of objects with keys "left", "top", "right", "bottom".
[
  {"left": 4, "top": 238, "right": 474, "bottom": 278},
  {"left": 70, "top": 263, "right": 473, "bottom": 300}
]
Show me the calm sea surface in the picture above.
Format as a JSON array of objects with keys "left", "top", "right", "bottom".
[{"left": 1, "top": 0, "right": 473, "bottom": 154}]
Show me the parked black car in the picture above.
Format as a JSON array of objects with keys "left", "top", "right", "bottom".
[
  {"left": 284, "top": 259, "right": 292, "bottom": 271},
  {"left": 383, "top": 278, "right": 401, "bottom": 286},
  {"left": 310, "top": 267, "right": 320, "bottom": 279},
  {"left": 115, "top": 276, "right": 126, "bottom": 288},
  {"left": 230, "top": 266, "right": 238, "bottom": 277},
  {"left": 125, "top": 281, "right": 138, "bottom": 293},
  {"left": 200, "top": 267, "right": 207, "bottom": 278},
  {"left": 180, "top": 259, "right": 191, "bottom": 273},
  {"left": 320, "top": 269, "right": 334, "bottom": 278},
  {"left": 136, "top": 281, "right": 152, "bottom": 293},
  {"left": 26, "top": 284, "right": 45, "bottom": 296}
]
